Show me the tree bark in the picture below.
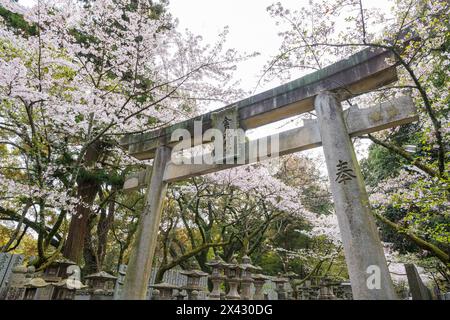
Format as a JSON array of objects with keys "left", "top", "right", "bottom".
[
  {"left": 96, "top": 188, "right": 116, "bottom": 268},
  {"left": 63, "top": 141, "right": 102, "bottom": 264}
]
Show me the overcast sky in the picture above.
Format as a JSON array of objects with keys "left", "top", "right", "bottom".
[{"left": 169, "top": 0, "right": 307, "bottom": 94}]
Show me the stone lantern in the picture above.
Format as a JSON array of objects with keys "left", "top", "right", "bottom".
[
  {"left": 252, "top": 274, "right": 269, "bottom": 300},
  {"left": 302, "top": 280, "right": 317, "bottom": 300},
  {"left": 149, "top": 282, "right": 180, "bottom": 300},
  {"left": 23, "top": 277, "right": 50, "bottom": 300},
  {"left": 41, "top": 258, "right": 77, "bottom": 283},
  {"left": 331, "top": 282, "right": 346, "bottom": 299},
  {"left": 152, "top": 289, "right": 161, "bottom": 300},
  {"left": 205, "top": 254, "right": 227, "bottom": 300},
  {"left": 272, "top": 276, "right": 289, "bottom": 300},
  {"left": 223, "top": 257, "right": 241, "bottom": 300},
  {"left": 309, "top": 284, "right": 320, "bottom": 300},
  {"left": 85, "top": 271, "right": 117, "bottom": 300},
  {"left": 180, "top": 269, "right": 208, "bottom": 300},
  {"left": 317, "top": 278, "right": 337, "bottom": 300},
  {"left": 239, "top": 255, "right": 262, "bottom": 300},
  {"left": 328, "top": 281, "right": 340, "bottom": 300},
  {"left": 283, "top": 271, "right": 298, "bottom": 299},
  {"left": 298, "top": 285, "right": 307, "bottom": 300},
  {"left": 52, "top": 278, "right": 87, "bottom": 300},
  {"left": 36, "top": 258, "right": 78, "bottom": 300},
  {"left": 340, "top": 281, "right": 353, "bottom": 300}
]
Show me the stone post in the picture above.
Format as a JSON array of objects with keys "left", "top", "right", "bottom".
[
  {"left": 405, "top": 264, "right": 432, "bottom": 300},
  {"left": 209, "top": 276, "right": 224, "bottom": 300},
  {"left": 314, "top": 92, "right": 397, "bottom": 300},
  {"left": 121, "top": 146, "right": 172, "bottom": 299}
]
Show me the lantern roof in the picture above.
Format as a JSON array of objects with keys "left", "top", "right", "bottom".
[
  {"left": 85, "top": 271, "right": 117, "bottom": 280},
  {"left": 205, "top": 254, "right": 226, "bottom": 268},
  {"left": 25, "top": 277, "right": 50, "bottom": 288},
  {"left": 51, "top": 258, "right": 77, "bottom": 267},
  {"left": 149, "top": 282, "right": 180, "bottom": 289},
  {"left": 271, "top": 276, "right": 289, "bottom": 284},
  {"left": 239, "top": 255, "right": 262, "bottom": 272},
  {"left": 53, "top": 278, "right": 88, "bottom": 289},
  {"left": 223, "top": 256, "right": 240, "bottom": 270},
  {"left": 283, "top": 271, "right": 298, "bottom": 279},
  {"left": 252, "top": 273, "right": 270, "bottom": 281},
  {"left": 179, "top": 269, "right": 208, "bottom": 277}
]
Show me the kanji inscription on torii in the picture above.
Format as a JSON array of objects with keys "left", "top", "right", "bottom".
[
  {"left": 210, "top": 105, "right": 242, "bottom": 161},
  {"left": 222, "top": 116, "right": 231, "bottom": 130},
  {"left": 336, "top": 160, "right": 356, "bottom": 184},
  {"left": 211, "top": 105, "right": 239, "bottom": 133}
]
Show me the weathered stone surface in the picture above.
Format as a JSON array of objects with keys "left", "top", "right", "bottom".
[
  {"left": 405, "top": 264, "right": 432, "bottom": 300},
  {"left": 120, "top": 146, "right": 171, "bottom": 300},
  {"left": 122, "top": 95, "right": 417, "bottom": 188},
  {"left": 120, "top": 48, "right": 397, "bottom": 160},
  {"left": 314, "top": 92, "right": 397, "bottom": 300},
  {"left": 122, "top": 168, "right": 151, "bottom": 193}
]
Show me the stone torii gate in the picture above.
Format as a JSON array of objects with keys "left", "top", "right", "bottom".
[{"left": 119, "top": 47, "right": 418, "bottom": 300}]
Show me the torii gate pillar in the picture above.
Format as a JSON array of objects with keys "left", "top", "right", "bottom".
[
  {"left": 315, "top": 92, "right": 397, "bottom": 300},
  {"left": 121, "top": 146, "right": 171, "bottom": 300}
]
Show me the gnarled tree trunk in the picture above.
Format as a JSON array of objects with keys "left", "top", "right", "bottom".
[{"left": 63, "top": 141, "right": 102, "bottom": 264}]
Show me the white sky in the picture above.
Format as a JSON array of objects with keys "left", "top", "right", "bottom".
[{"left": 169, "top": 0, "right": 306, "bottom": 94}]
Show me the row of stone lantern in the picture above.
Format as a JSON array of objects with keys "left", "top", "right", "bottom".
[
  {"left": 3, "top": 258, "right": 85, "bottom": 300},
  {"left": 2, "top": 258, "right": 118, "bottom": 300},
  {"left": 2, "top": 259, "right": 353, "bottom": 300},
  {"left": 295, "top": 278, "right": 353, "bottom": 300},
  {"left": 206, "top": 254, "right": 267, "bottom": 300},
  {"left": 149, "top": 254, "right": 274, "bottom": 300}
]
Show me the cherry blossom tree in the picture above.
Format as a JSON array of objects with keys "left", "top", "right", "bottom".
[{"left": 0, "top": 0, "right": 251, "bottom": 267}]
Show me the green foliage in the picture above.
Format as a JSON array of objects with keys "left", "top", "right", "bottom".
[
  {"left": 379, "top": 206, "right": 420, "bottom": 254},
  {"left": 255, "top": 251, "right": 284, "bottom": 276},
  {"left": 361, "top": 143, "right": 404, "bottom": 187},
  {"left": 0, "top": 6, "right": 37, "bottom": 36}
]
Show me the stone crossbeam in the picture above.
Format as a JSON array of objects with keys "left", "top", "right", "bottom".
[
  {"left": 123, "top": 95, "right": 417, "bottom": 190},
  {"left": 120, "top": 48, "right": 397, "bottom": 160}
]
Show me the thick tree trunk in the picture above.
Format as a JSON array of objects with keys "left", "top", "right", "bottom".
[
  {"left": 63, "top": 141, "right": 102, "bottom": 264},
  {"left": 64, "top": 180, "right": 99, "bottom": 263},
  {"left": 96, "top": 189, "right": 116, "bottom": 268},
  {"left": 83, "top": 215, "right": 98, "bottom": 275}
]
